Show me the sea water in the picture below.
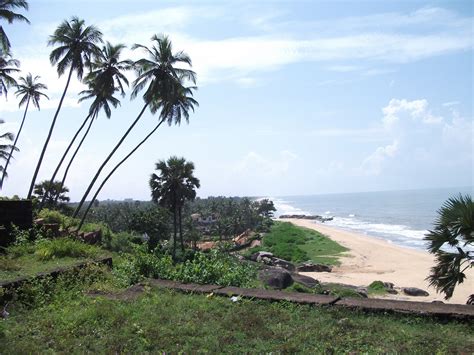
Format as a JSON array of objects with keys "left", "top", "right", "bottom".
[{"left": 268, "top": 186, "right": 473, "bottom": 251}]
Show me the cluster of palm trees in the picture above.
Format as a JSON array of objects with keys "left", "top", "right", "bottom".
[
  {"left": 0, "top": 2, "right": 199, "bottom": 229},
  {"left": 150, "top": 156, "right": 200, "bottom": 259}
]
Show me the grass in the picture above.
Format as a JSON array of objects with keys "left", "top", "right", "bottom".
[
  {"left": 247, "top": 222, "right": 348, "bottom": 265},
  {"left": 2, "top": 283, "right": 473, "bottom": 353},
  {"left": 0, "top": 238, "right": 107, "bottom": 282}
]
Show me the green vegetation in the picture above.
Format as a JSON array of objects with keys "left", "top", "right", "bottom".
[
  {"left": 247, "top": 222, "right": 347, "bottom": 265},
  {"left": 368, "top": 280, "right": 388, "bottom": 295},
  {"left": 1, "top": 270, "right": 473, "bottom": 353},
  {"left": 425, "top": 194, "right": 473, "bottom": 303}
]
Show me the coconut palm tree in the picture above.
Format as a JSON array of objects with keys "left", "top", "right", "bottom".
[
  {"left": 150, "top": 156, "right": 200, "bottom": 259},
  {"left": 0, "top": 53, "right": 18, "bottom": 97},
  {"left": 0, "top": 119, "right": 17, "bottom": 177},
  {"left": 27, "top": 17, "right": 102, "bottom": 199},
  {"left": 0, "top": 73, "right": 48, "bottom": 189},
  {"left": 75, "top": 81, "right": 198, "bottom": 231},
  {"left": 0, "top": 0, "right": 30, "bottom": 54},
  {"left": 73, "top": 34, "right": 196, "bottom": 219},
  {"left": 425, "top": 194, "right": 473, "bottom": 302},
  {"left": 39, "top": 42, "right": 131, "bottom": 209}
]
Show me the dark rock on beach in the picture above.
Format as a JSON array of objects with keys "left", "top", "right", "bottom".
[
  {"left": 279, "top": 214, "right": 334, "bottom": 222},
  {"left": 291, "top": 273, "right": 320, "bottom": 288},
  {"left": 403, "top": 287, "right": 429, "bottom": 297},
  {"left": 258, "top": 268, "right": 293, "bottom": 289},
  {"left": 296, "top": 262, "right": 333, "bottom": 273}
]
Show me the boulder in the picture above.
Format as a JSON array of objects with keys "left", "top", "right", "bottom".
[
  {"left": 258, "top": 267, "right": 293, "bottom": 289},
  {"left": 291, "top": 273, "right": 320, "bottom": 288},
  {"left": 297, "top": 262, "right": 333, "bottom": 273},
  {"left": 356, "top": 287, "right": 368, "bottom": 298},
  {"left": 403, "top": 287, "right": 429, "bottom": 297},
  {"left": 271, "top": 257, "right": 296, "bottom": 272},
  {"left": 250, "top": 251, "right": 273, "bottom": 262}
]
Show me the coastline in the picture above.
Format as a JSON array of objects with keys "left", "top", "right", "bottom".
[{"left": 281, "top": 218, "right": 473, "bottom": 305}]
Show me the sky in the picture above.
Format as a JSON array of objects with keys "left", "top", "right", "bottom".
[{"left": 0, "top": 0, "right": 472, "bottom": 201}]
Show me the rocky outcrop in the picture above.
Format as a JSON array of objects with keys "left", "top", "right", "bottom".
[
  {"left": 291, "top": 273, "right": 320, "bottom": 288},
  {"left": 279, "top": 214, "right": 333, "bottom": 222},
  {"left": 403, "top": 287, "right": 429, "bottom": 297},
  {"left": 296, "top": 262, "right": 333, "bottom": 273},
  {"left": 250, "top": 251, "right": 273, "bottom": 262},
  {"left": 258, "top": 267, "right": 293, "bottom": 289}
]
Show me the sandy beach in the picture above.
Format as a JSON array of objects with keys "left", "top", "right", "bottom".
[{"left": 281, "top": 219, "right": 473, "bottom": 305}]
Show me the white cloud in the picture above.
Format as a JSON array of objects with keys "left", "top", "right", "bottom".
[
  {"left": 382, "top": 98, "right": 443, "bottom": 127},
  {"left": 360, "top": 140, "right": 399, "bottom": 175},
  {"left": 442, "top": 101, "right": 460, "bottom": 107}
]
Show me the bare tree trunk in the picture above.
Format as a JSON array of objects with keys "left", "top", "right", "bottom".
[
  {"left": 76, "top": 119, "right": 163, "bottom": 230},
  {"left": 38, "top": 113, "right": 92, "bottom": 210},
  {"left": 72, "top": 103, "right": 148, "bottom": 218},
  {"left": 28, "top": 66, "right": 74, "bottom": 199},
  {"left": 0, "top": 98, "right": 29, "bottom": 189},
  {"left": 179, "top": 206, "right": 184, "bottom": 252},
  {"left": 52, "top": 113, "right": 95, "bottom": 206},
  {"left": 173, "top": 204, "right": 177, "bottom": 260}
]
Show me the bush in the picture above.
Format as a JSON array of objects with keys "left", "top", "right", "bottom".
[
  {"left": 103, "top": 231, "right": 143, "bottom": 253},
  {"left": 113, "top": 246, "right": 257, "bottom": 288},
  {"left": 34, "top": 238, "right": 101, "bottom": 260}
]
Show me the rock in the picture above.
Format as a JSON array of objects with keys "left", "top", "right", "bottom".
[
  {"left": 250, "top": 251, "right": 273, "bottom": 262},
  {"left": 432, "top": 300, "right": 444, "bottom": 304},
  {"left": 403, "top": 287, "right": 429, "bottom": 297},
  {"left": 258, "top": 268, "right": 293, "bottom": 289},
  {"left": 292, "top": 273, "right": 320, "bottom": 288},
  {"left": 383, "top": 282, "right": 395, "bottom": 290},
  {"left": 271, "top": 257, "right": 296, "bottom": 272},
  {"left": 356, "top": 287, "right": 368, "bottom": 298},
  {"left": 279, "top": 214, "right": 333, "bottom": 222},
  {"left": 296, "top": 262, "right": 332, "bottom": 273},
  {"left": 386, "top": 289, "right": 398, "bottom": 295},
  {"left": 261, "top": 256, "right": 273, "bottom": 265}
]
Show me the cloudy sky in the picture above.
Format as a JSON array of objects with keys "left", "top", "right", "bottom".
[{"left": 0, "top": 0, "right": 472, "bottom": 200}]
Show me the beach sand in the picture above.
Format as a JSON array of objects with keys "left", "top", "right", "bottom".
[{"left": 281, "top": 219, "right": 473, "bottom": 305}]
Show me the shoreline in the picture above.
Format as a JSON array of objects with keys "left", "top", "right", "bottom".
[{"left": 280, "top": 218, "right": 473, "bottom": 305}]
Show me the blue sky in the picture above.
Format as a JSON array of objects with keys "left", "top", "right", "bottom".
[{"left": 0, "top": 0, "right": 472, "bottom": 200}]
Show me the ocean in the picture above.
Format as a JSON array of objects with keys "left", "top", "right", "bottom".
[{"left": 269, "top": 186, "right": 473, "bottom": 251}]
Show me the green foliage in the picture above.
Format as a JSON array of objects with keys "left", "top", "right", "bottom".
[
  {"left": 260, "top": 222, "right": 347, "bottom": 264},
  {"left": 103, "top": 231, "right": 143, "bottom": 253},
  {"left": 424, "top": 194, "right": 473, "bottom": 300},
  {"left": 368, "top": 280, "right": 387, "bottom": 295},
  {"left": 2, "top": 285, "right": 473, "bottom": 353},
  {"left": 113, "top": 246, "right": 257, "bottom": 288},
  {"left": 34, "top": 238, "right": 101, "bottom": 260}
]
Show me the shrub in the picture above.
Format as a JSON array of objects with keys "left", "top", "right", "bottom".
[
  {"left": 34, "top": 238, "right": 101, "bottom": 260},
  {"left": 103, "top": 231, "right": 143, "bottom": 253}
]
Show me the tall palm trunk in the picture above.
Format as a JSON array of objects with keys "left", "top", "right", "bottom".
[
  {"left": 52, "top": 113, "right": 96, "bottom": 206},
  {"left": 0, "top": 97, "right": 29, "bottom": 189},
  {"left": 38, "top": 113, "right": 92, "bottom": 210},
  {"left": 172, "top": 203, "right": 177, "bottom": 260},
  {"left": 27, "top": 66, "right": 74, "bottom": 199},
  {"left": 76, "top": 118, "right": 164, "bottom": 230},
  {"left": 72, "top": 103, "right": 149, "bottom": 218},
  {"left": 179, "top": 206, "right": 184, "bottom": 252}
]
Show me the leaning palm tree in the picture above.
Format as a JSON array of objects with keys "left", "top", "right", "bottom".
[
  {"left": 425, "top": 194, "right": 473, "bottom": 303},
  {"left": 27, "top": 17, "right": 102, "bottom": 199},
  {"left": 0, "top": 73, "right": 48, "bottom": 189},
  {"left": 150, "top": 156, "right": 200, "bottom": 259},
  {"left": 0, "top": 53, "right": 18, "bottom": 97},
  {"left": 73, "top": 34, "right": 196, "bottom": 219},
  {"left": 0, "top": 119, "right": 17, "bottom": 177},
  {"left": 75, "top": 81, "right": 198, "bottom": 231},
  {"left": 39, "top": 42, "right": 131, "bottom": 209},
  {"left": 0, "top": 0, "right": 30, "bottom": 54}
]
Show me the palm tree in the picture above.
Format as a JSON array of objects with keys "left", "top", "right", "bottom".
[
  {"left": 0, "top": 119, "right": 17, "bottom": 177},
  {"left": 0, "top": 73, "right": 48, "bottom": 189},
  {"left": 27, "top": 17, "right": 102, "bottom": 199},
  {"left": 425, "top": 194, "right": 473, "bottom": 302},
  {"left": 150, "top": 156, "right": 200, "bottom": 259},
  {"left": 0, "top": 0, "right": 30, "bottom": 54},
  {"left": 39, "top": 42, "right": 131, "bottom": 209},
  {"left": 32, "top": 179, "right": 70, "bottom": 210},
  {"left": 0, "top": 53, "right": 18, "bottom": 97},
  {"left": 75, "top": 81, "right": 198, "bottom": 231},
  {"left": 73, "top": 34, "right": 196, "bottom": 219}
]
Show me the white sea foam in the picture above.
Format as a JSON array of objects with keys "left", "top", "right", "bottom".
[{"left": 269, "top": 197, "right": 312, "bottom": 217}]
